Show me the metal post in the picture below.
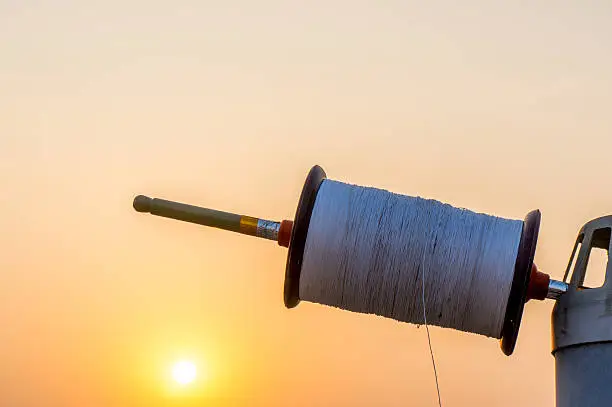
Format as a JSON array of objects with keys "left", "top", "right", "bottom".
[{"left": 552, "top": 216, "right": 612, "bottom": 407}]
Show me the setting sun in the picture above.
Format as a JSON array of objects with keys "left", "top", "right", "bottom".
[{"left": 171, "top": 361, "right": 197, "bottom": 385}]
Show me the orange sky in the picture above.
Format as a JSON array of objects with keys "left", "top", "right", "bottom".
[{"left": 2, "top": 2, "right": 612, "bottom": 406}]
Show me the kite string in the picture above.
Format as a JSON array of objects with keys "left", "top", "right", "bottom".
[{"left": 422, "top": 235, "right": 442, "bottom": 407}]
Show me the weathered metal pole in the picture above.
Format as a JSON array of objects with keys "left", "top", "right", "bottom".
[{"left": 553, "top": 216, "right": 612, "bottom": 407}]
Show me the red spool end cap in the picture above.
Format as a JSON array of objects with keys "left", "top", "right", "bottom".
[
  {"left": 526, "top": 264, "right": 550, "bottom": 301},
  {"left": 278, "top": 220, "right": 293, "bottom": 248}
]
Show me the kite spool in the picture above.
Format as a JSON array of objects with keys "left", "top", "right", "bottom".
[
  {"left": 284, "top": 166, "right": 540, "bottom": 355},
  {"left": 133, "top": 164, "right": 565, "bottom": 355}
]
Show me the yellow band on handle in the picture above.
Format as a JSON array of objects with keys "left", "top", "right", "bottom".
[{"left": 239, "top": 216, "right": 259, "bottom": 236}]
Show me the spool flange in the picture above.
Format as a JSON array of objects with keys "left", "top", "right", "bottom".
[
  {"left": 283, "top": 165, "right": 327, "bottom": 308},
  {"left": 500, "top": 209, "right": 541, "bottom": 355}
]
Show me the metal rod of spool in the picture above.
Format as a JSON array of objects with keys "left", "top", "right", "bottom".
[{"left": 546, "top": 279, "right": 569, "bottom": 300}]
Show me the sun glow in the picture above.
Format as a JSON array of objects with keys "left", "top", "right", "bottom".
[{"left": 172, "top": 360, "right": 197, "bottom": 385}]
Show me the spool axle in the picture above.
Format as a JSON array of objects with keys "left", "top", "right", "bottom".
[
  {"left": 133, "top": 195, "right": 294, "bottom": 247},
  {"left": 132, "top": 194, "right": 566, "bottom": 301}
]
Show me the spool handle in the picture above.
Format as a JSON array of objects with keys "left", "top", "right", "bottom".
[{"left": 133, "top": 195, "right": 293, "bottom": 247}]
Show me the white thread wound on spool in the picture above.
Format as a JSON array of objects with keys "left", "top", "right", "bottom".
[{"left": 299, "top": 180, "right": 523, "bottom": 338}]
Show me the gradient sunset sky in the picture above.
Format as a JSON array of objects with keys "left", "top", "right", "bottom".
[{"left": 2, "top": 2, "right": 612, "bottom": 406}]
